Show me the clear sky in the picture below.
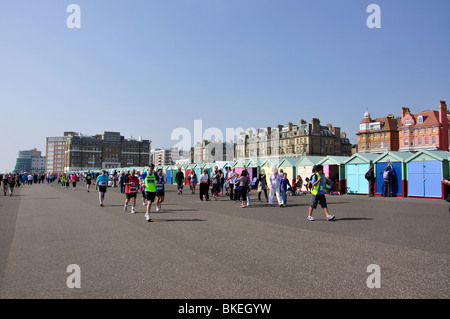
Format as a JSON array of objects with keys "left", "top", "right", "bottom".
[{"left": 0, "top": 0, "right": 449, "bottom": 172}]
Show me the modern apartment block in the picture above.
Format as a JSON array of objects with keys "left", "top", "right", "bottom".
[{"left": 15, "top": 148, "right": 46, "bottom": 174}]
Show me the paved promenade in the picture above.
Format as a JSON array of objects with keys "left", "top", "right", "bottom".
[{"left": 0, "top": 183, "right": 448, "bottom": 299}]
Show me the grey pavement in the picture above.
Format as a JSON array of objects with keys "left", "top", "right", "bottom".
[{"left": 0, "top": 183, "right": 448, "bottom": 299}]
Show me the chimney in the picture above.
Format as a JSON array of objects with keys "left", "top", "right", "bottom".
[
  {"left": 277, "top": 124, "right": 283, "bottom": 132},
  {"left": 311, "top": 118, "right": 320, "bottom": 134},
  {"left": 439, "top": 101, "right": 448, "bottom": 150},
  {"left": 300, "top": 119, "right": 306, "bottom": 125},
  {"left": 288, "top": 122, "right": 293, "bottom": 131}
]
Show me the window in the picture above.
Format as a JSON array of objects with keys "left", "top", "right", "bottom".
[
  {"left": 404, "top": 139, "right": 409, "bottom": 146},
  {"left": 374, "top": 142, "right": 378, "bottom": 149},
  {"left": 418, "top": 128, "right": 422, "bottom": 134},
  {"left": 384, "top": 141, "right": 388, "bottom": 148},
  {"left": 418, "top": 116, "right": 423, "bottom": 124},
  {"left": 362, "top": 143, "right": 365, "bottom": 149},
  {"left": 425, "top": 127, "right": 428, "bottom": 133},
  {"left": 410, "top": 139, "right": 414, "bottom": 146},
  {"left": 404, "top": 129, "right": 408, "bottom": 135},
  {"left": 367, "top": 142, "right": 370, "bottom": 149},
  {"left": 432, "top": 136, "right": 436, "bottom": 144},
  {"left": 418, "top": 138, "right": 422, "bottom": 146},
  {"left": 410, "top": 129, "right": 414, "bottom": 135},
  {"left": 425, "top": 137, "right": 429, "bottom": 145},
  {"left": 374, "top": 132, "right": 377, "bottom": 138},
  {"left": 405, "top": 119, "right": 411, "bottom": 125},
  {"left": 433, "top": 126, "right": 436, "bottom": 133}
]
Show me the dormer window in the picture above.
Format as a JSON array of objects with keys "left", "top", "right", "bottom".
[
  {"left": 418, "top": 116, "right": 423, "bottom": 124},
  {"left": 405, "top": 119, "right": 411, "bottom": 126}
]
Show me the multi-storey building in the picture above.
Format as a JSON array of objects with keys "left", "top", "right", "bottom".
[
  {"left": 46, "top": 133, "right": 72, "bottom": 174},
  {"left": 64, "top": 131, "right": 150, "bottom": 171},
  {"left": 15, "top": 148, "right": 46, "bottom": 174},
  {"left": 357, "top": 111, "right": 400, "bottom": 154},
  {"left": 398, "top": 101, "right": 449, "bottom": 152}
]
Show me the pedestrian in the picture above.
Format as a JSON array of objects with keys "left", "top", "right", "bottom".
[
  {"left": 280, "top": 173, "right": 292, "bottom": 207},
  {"left": 257, "top": 169, "right": 268, "bottom": 202},
  {"left": 27, "top": 173, "right": 33, "bottom": 185},
  {"left": 175, "top": 167, "right": 184, "bottom": 195},
  {"left": 238, "top": 169, "right": 250, "bottom": 208},
  {"left": 199, "top": 169, "right": 210, "bottom": 201},
  {"left": 85, "top": 170, "right": 93, "bottom": 193},
  {"left": 268, "top": 166, "right": 283, "bottom": 207},
  {"left": 119, "top": 171, "right": 126, "bottom": 194},
  {"left": 211, "top": 166, "right": 221, "bottom": 200},
  {"left": 189, "top": 170, "right": 197, "bottom": 194},
  {"left": 2, "top": 174, "right": 9, "bottom": 196},
  {"left": 143, "top": 164, "right": 159, "bottom": 222},
  {"left": 227, "top": 168, "right": 237, "bottom": 201},
  {"left": 365, "top": 165, "right": 375, "bottom": 197},
  {"left": 155, "top": 169, "right": 166, "bottom": 212},
  {"left": 71, "top": 173, "right": 77, "bottom": 191},
  {"left": 8, "top": 174, "right": 15, "bottom": 196},
  {"left": 123, "top": 168, "right": 139, "bottom": 214},
  {"left": 307, "top": 164, "right": 335, "bottom": 221},
  {"left": 382, "top": 163, "right": 393, "bottom": 197},
  {"left": 96, "top": 170, "right": 109, "bottom": 207}
]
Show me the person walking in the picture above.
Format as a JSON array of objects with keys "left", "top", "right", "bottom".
[
  {"left": 268, "top": 166, "right": 283, "bottom": 207},
  {"left": 8, "top": 174, "right": 15, "bottom": 196},
  {"left": 365, "top": 165, "right": 375, "bottom": 197},
  {"left": 257, "top": 169, "right": 268, "bottom": 202},
  {"left": 199, "top": 169, "right": 210, "bottom": 201},
  {"left": 119, "top": 171, "right": 126, "bottom": 194},
  {"left": 227, "top": 168, "right": 237, "bottom": 201},
  {"left": 280, "top": 173, "right": 292, "bottom": 207},
  {"left": 307, "top": 164, "right": 335, "bottom": 221},
  {"left": 175, "top": 167, "right": 184, "bottom": 195},
  {"left": 96, "top": 170, "right": 109, "bottom": 207},
  {"left": 237, "top": 169, "right": 250, "bottom": 208},
  {"left": 2, "top": 174, "right": 9, "bottom": 196},
  {"left": 71, "top": 173, "right": 77, "bottom": 191},
  {"left": 189, "top": 170, "right": 197, "bottom": 194},
  {"left": 211, "top": 166, "right": 221, "bottom": 201},
  {"left": 124, "top": 168, "right": 139, "bottom": 214}
]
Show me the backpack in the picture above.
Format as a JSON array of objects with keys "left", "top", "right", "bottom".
[{"left": 383, "top": 170, "right": 390, "bottom": 181}]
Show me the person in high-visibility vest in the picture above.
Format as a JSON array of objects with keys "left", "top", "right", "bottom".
[
  {"left": 142, "top": 164, "right": 160, "bottom": 222},
  {"left": 307, "top": 164, "right": 335, "bottom": 221}
]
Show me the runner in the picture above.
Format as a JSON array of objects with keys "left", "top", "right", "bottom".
[
  {"left": 85, "top": 170, "right": 93, "bottom": 193},
  {"left": 155, "top": 169, "right": 166, "bottom": 212},
  {"left": 71, "top": 173, "right": 77, "bottom": 191},
  {"left": 139, "top": 170, "right": 147, "bottom": 206},
  {"left": 123, "top": 168, "right": 139, "bottom": 214},
  {"left": 65, "top": 174, "right": 70, "bottom": 190},
  {"left": 142, "top": 164, "right": 159, "bottom": 222},
  {"left": 61, "top": 174, "right": 66, "bottom": 189},
  {"left": 96, "top": 170, "right": 109, "bottom": 207},
  {"left": 3, "top": 174, "right": 9, "bottom": 196},
  {"left": 175, "top": 167, "right": 184, "bottom": 195}
]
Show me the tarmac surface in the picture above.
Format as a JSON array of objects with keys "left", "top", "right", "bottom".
[{"left": 0, "top": 182, "right": 449, "bottom": 299}]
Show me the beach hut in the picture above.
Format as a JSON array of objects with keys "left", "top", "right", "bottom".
[
  {"left": 317, "top": 156, "right": 349, "bottom": 194},
  {"left": 405, "top": 150, "right": 449, "bottom": 199},
  {"left": 164, "top": 165, "right": 172, "bottom": 184},
  {"left": 244, "top": 158, "right": 261, "bottom": 181},
  {"left": 373, "top": 151, "right": 411, "bottom": 197},
  {"left": 296, "top": 156, "right": 324, "bottom": 183},
  {"left": 344, "top": 153, "right": 379, "bottom": 195},
  {"left": 259, "top": 158, "right": 283, "bottom": 187},
  {"left": 184, "top": 163, "right": 196, "bottom": 185},
  {"left": 232, "top": 160, "right": 248, "bottom": 176}
]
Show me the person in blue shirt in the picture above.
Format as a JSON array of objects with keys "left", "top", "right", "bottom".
[
  {"left": 280, "top": 173, "right": 292, "bottom": 207},
  {"left": 307, "top": 165, "right": 335, "bottom": 221},
  {"left": 96, "top": 170, "right": 109, "bottom": 207}
]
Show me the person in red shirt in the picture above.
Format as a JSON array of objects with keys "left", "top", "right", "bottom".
[{"left": 124, "top": 168, "right": 139, "bottom": 214}]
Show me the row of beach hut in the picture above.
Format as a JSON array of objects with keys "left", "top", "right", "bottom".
[{"left": 101, "top": 150, "right": 450, "bottom": 200}]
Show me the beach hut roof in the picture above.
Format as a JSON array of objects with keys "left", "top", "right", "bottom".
[
  {"left": 405, "top": 150, "right": 450, "bottom": 162},
  {"left": 278, "top": 157, "right": 300, "bottom": 167},
  {"left": 296, "top": 156, "right": 324, "bottom": 167},
  {"left": 344, "top": 152, "right": 379, "bottom": 164},
  {"left": 374, "top": 151, "right": 412, "bottom": 163},
  {"left": 318, "top": 155, "right": 350, "bottom": 166}
]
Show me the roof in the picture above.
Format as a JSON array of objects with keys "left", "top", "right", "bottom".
[
  {"left": 278, "top": 157, "right": 300, "bottom": 167},
  {"left": 405, "top": 150, "right": 450, "bottom": 162},
  {"left": 374, "top": 151, "right": 412, "bottom": 163},
  {"left": 345, "top": 152, "right": 379, "bottom": 164},
  {"left": 318, "top": 155, "right": 350, "bottom": 166},
  {"left": 296, "top": 156, "right": 324, "bottom": 167}
]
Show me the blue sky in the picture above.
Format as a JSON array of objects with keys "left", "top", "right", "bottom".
[{"left": 0, "top": 0, "right": 449, "bottom": 172}]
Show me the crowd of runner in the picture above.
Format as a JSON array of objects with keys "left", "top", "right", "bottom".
[{"left": 2, "top": 163, "right": 335, "bottom": 222}]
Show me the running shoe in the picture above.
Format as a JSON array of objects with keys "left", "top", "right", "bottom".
[
  {"left": 131, "top": 207, "right": 135, "bottom": 214},
  {"left": 327, "top": 215, "right": 335, "bottom": 221},
  {"left": 307, "top": 216, "right": 315, "bottom": 221},
  {"left": 124, "top": 205, "right": 127, "bottom": 212}
]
